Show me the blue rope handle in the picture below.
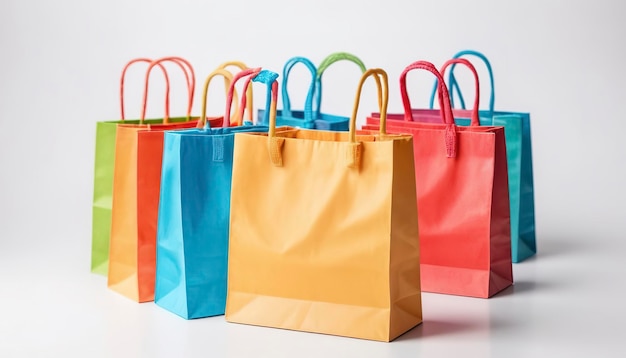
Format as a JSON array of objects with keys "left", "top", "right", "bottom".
[
  {"left": 252, "top": 70, "right": 280, "bottom": 125},
  {"left": 428, "top": 50, "right": 495, "bottom": 115},
  {"left": 281, "top": 56, "right": 317, "bottom": 125}
]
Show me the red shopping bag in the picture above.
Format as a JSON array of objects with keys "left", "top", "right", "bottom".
[{"left": 362, "top": 60, "right": 512, "bottom": 298}]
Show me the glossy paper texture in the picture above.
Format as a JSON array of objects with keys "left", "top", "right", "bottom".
[
  {"left": 154, "top": 125, "right": 270, "bottom": 319},
  {"left": 362, "top": 121, "right": 513, "bottom": 298},
  {"left": 106, "top": 121, "right": 198, "bottom": 302},
  {"left": 226, "top": 129, "right": 422, "bottom": 342},
  {"left": 90, "top": 116, "right": 219, "bottom": 276}
]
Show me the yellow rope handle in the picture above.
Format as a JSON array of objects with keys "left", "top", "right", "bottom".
[
  {"left": 266, "top": 80, "right": 286, "bottom": 166},
  {"left": 343, "top": 68, "right": 388, "bottom": 169},
  {"left": 349, "top": 68, "right": 388, "bottom": 143},
  {"left": 267, "top": 80, "right": 279, "bottom": 138},
  {"left": 198, "top": 68, "right": 236, "bottom": 129},
  {"left": 218, "top": 61, "right": 253, "bottom": 124}
]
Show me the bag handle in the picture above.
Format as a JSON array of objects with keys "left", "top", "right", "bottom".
[
  {"left": 140, "top": 57, "right": 196, "bottom": 124},
  {"left": 120, "top": 58, "right": 191, "bottom": 121},
  {"left": 197, "top": 68, "right": 236, "bottom": 130},
  {"left": 313, "top": 52, "right": 381, "bottom": 118},
  {"left": 317, "top": 52, "right": 367, "bottom": 76},
  {"left": 267, "top": 68, "right": 388, "bottom": 169},
  {"left": 280, "top": 56, "right": 317, "bottom": 126},
  {"left": 240, "top": 70, "right": 279, "bottom": 127},
  {"left": 428, "top": 50, "right": 495, "bottom": 115},
  {"left": 217, "top": 61, "right": 253, "bottom": 124},
  {"left": 351, "top": 68, "right": 388, "bottom": 138},
  {"left": 223, "top": 68, "right": 269, "bottom": 128},
  {"left": 437, "top": 58, "right": 481, "bottom": 126},
  {"left": 400, "top": 60, "right": 457, "bottom": 158}
]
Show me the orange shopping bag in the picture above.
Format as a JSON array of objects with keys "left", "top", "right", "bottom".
[
  {"left": 226, "top": 69, "right": 422, "bottom": 341},
  {"left": 107, "top": 57, "right": 201, "bottom": 302}
]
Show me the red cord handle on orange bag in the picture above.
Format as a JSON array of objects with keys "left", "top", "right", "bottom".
[
  {"left": 120, "top": 58, "right": 194, "bottom": 121},
  {"left": 140, "top": 57, "right": 196, "bottom": 124},
  {"left": 120, "top": 58, "right": 174, "bottom": 120},
  {"left": 400, "top": 60, "right": 457, "bottom": 158}
]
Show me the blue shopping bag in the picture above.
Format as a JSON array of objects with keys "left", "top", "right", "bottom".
[
  {"left": 429, "top": 50, "right": 537, "bottom": 263},
  {"left": 154, "top": 67, "right": 278, "bottom": 319}
]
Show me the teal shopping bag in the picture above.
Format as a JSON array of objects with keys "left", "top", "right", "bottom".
[
  {"left": 429, "top": 50, "right": 537, "bottom": 263},
  {"left": 154, "top": 68, "right": 278, "bottom": 319}
]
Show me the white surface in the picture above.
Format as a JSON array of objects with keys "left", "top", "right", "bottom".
[{"left": 1, "top": 0, "right": 625, "bottom": 356}]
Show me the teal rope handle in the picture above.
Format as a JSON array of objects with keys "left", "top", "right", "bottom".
[{"left": 281, "top": 56, "right": 317, "bottom": 124}]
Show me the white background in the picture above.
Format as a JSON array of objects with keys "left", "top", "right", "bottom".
[{"left": 1, "top": 0, "right": 625, "bottom": 356}]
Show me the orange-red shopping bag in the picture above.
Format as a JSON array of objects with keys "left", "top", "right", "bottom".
[
  {"left": 107, "top": 57, "right": 201, "bottom": 302},
  {"left": 362, "top": 61, "right": 513, "bottom": 298}
]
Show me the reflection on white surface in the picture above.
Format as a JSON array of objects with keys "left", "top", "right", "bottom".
[{"left": 1, "top": 234, "right": 624, "bottom": 357}]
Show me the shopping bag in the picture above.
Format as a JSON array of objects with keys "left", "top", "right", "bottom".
[
  {"left": 226, "top": 69, "right": 422, "bottom": 342},
  {"left": 107, "top": 57, "right": 201, "bottom": 302},
  {"left": 90, "top": 57, "right": 199, "bottom": 276},
  {"left": 154, "top": 67, "right": 278, "bottom": 319},
  {"left": 362, "top": 61, "right": 513, "bottom": 298},
  {"left": 429, "top": 50, "right": 536, "bottom": 262},
  {"left": 257, "top": 56, "right": 318, "bottom": 128}
]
